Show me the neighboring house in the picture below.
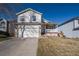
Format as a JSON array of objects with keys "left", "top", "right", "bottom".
[
  {"left": 0, "top": 18, "right": 17, "bottom": 36},
  {"left": 15, "top": 8, "right": 42, "bottom": 38},
  {"left": 0, "top": 18, "right": 8, "bottom": 32},
  {"left": 57, "top": 17, "right": 79, "bottom": 38}
]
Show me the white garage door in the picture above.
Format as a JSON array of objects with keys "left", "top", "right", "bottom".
[{"left": 18, "top": 26, "right": 40, "bottom": 38}]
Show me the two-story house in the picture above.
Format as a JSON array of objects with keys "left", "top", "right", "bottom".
[{"left": 15, "top": 8, "right": 42, "bottom": 38}]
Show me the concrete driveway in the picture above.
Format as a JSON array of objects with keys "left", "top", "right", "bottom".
[{"left": 0, "top": 38, "right": 38, "bottom": 56}]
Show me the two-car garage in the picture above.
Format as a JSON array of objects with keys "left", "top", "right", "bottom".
[{"left": 15, "top": 25, "right": 41, "bottom": 38}]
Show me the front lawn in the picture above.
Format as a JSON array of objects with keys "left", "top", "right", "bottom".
[{"left": 37, "top": 36, "right": 79, "bottom": 56}]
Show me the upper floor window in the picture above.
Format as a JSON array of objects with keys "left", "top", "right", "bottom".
[
  {"left": 73, "top": 19, "right": 79, "bottom": 30},
  {"left": 0, "top": 21, "right": 5, "bottom": 28},
  {"left": 20, "top": 16, "right": 25, "bottom": 22},
  {"left": 1, "top": 22, "right": 5, "bottom": 26},
  {"left": 32, "top": 15, "right": 36, "bottom": 21}
]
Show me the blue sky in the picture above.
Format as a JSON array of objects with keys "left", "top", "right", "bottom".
[{"left": 1, "top": 3, "right": 79, "bottom": 24}]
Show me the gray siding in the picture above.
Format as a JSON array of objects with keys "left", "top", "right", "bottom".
[{"left": 58, "top": 20, "right": 79, "bottom": 38}]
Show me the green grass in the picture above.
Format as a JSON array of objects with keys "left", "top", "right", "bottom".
[{"left": 37, "top": 36, "right": 79, "bottom": 56}]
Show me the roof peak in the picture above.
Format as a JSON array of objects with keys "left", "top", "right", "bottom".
[{"left": 16, "top": 8, "right": 42, "bottom": 15}]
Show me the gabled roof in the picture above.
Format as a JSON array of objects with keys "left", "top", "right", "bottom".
[
  {"left": 58, "top": 16, "right": 79, "bottom": 27},
  {"left": 16, "top": 8, "right": 42, "bottom": 15}
]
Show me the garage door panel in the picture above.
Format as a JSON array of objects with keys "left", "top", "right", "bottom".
[{"left": 23, "top": 27, "right": 39, "bottom": 38}]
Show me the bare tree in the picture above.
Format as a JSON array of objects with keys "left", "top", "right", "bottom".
[
  {"left": 0, "top": 4, "right": 15, "bottom": 19},
  {"left": 20, "top": 24, "right": 26, "bottom": 38},
  {"left": 0, "top": 4, "right": 22, "bottom": 19},
  {"left": 15, "top": 24, "right": 19, "bottom": 38}
]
